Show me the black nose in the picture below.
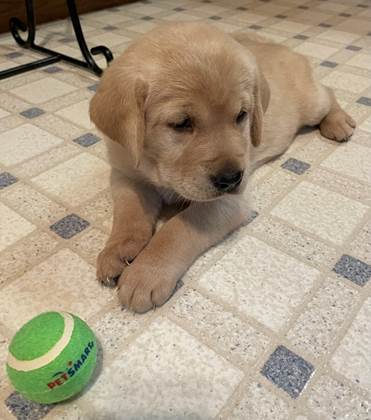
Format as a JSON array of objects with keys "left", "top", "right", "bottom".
[{"left": 211, "top": 170, "right": 244, "bottom": 192}]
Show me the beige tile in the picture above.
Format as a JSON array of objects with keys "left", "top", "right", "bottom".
[
  {"left": 0, "top": 249, "right": 112, "bottom": 333},
  {"left": 321, "top": 142, "right": 371, "bottom": 184},
  {"left": 350, "top": 220, "right": 371, "bottom": 265},
  {"left": 0, "top": 108, "right": 9, "bottom": 118},
  {"left": 271, "top": 20, "right": 310, "bottom": 34},
  {"left": 225, "top": 381, "right": 290, "bottom": 420},
  {"left": 78, "top": 189, "right": 113, "bottom": 224},
  {"left": 307, "top": 167, "right": 371, "bottom": 204},
  {"left": 249, "top": 215, "right": 338, "bottom": 267},
  {"left": 294, "top": 42, "right": 339, "bottom": 59},
  {"left": 0, "top": 92, "right": 31, "bottom": 113},
  {"left": 271, "top": 182, "right": 369, "bottom": 245},
  {"left": 127, "top": 4, "right": 164, "bottom": 15},
  {"left": 0, "top": 332, "right": 8, "bottom": 379},
  {"left": 0, "top": 124, "right": 63, "bottom": 166},
  {"left": 331, "top": 297, "right": 371, "bottom": 391},
  {"left": 171, "top": 289, "right": 269, "bottom": 367},
  {"left": 317, "top": 29, "right": 360, "bottom": 44},
  {"left": 321, "top": 71, "right": 371, "bottom": 93},
  {"left": 0, "top": 115, "right": 24, "bottom": 134},
  {"left": 287, "top": 277, "right": 358, "bottom": 357},
  {"left": 360, "top": 117, "right": 371, "bottom": 134},
  {"left": 198, "top": 235, "right": 319, "bottom": 331},
  {"left": 89, "top": 32, "right": 130, "bottom": 47},
  {"left": 32, "top": 153, "right": 110, "bottom": 206},
  {"left": 56, "top": 99, "right": 92, "bottom": 129},
  {"left": 1, "top": 183, "right": 67, "bottom": 225},
  {"left": 0, "top": 202, "right": 35, "bottom": 252},
  {"left": 14, "top": 143, "right": 80, "bottom": 179},
  {"left": 232, "top": 13, "right": 267, "bottom": 24},
  {"left": 32, "top": 113, "right": 85, "bottom": 140},
  {"left": 71, "top": 227, "right": 108, "bottom": 265},
  {"left": 308, "top": 375, "right": 371, "bottom": 419},
  {"left": 347, "top": 54, "right": 371, "bottom": 70},
  {"left": 89, "top": 11, "right": 132, "bottom": 24},
  {"left": 193, "top": 4, "right": 227, "bottom": 14},
  {"left": 163, "top": 13, "right": 200, "bottom": 22},
  {"left": 317, "top": 2, "right": 350, "bottom": 13},
  {"left": 10, "top": 77, "right": 77, "bottom": 104},
  {"left": 80, "top": 317, "right": 242, "bottom": 419},
  {"left": 0, "top": 231, "right": 58, "bottom": 287},
  {"left": 126, "top": 21, "right": 157, "bottom": 33}
]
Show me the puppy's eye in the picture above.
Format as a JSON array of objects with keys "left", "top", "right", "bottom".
[
  {"left": 170, "top": 117, "right": 193, "bottom": 132},
  {"left": 236, "top": 110, "right": 247, "bottom": 124}
]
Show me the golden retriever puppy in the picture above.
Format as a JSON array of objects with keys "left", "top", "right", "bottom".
[{"left": 90, "top": 22, "right": 355, "bottom": 313}]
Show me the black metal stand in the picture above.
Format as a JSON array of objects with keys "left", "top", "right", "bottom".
[{"left": 0, "top": 0, "right": 114, "bottom": 80}]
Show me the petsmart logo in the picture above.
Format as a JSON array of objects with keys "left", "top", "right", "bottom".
[{"left": 47, "top": 341, "right": 94, "bottom": 389}]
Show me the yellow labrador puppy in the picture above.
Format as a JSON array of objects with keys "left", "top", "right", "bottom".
[{"left": 90, "top": 22, "right": 355, "bottom": 313}]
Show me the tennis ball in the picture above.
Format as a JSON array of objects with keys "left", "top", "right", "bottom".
[{"left": 6, "top": 311, "right": 97, "bottom": 404}]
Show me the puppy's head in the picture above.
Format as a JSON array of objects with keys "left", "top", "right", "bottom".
[{"left": 90, "top": 23, "right": 269, "bottom": 202}]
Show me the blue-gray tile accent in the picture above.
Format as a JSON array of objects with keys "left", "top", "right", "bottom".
[
  {"left": 249, "top": 24, "right": 262, "bottom": 30},
  {"left": 20, "top": 107, "right": 45, "bottom": 119},
  {"left": 247, "top": 210, "right": 259, "bottom": 225},
  {"left": 73, "top": 133, "right": 100, "bottom": 147},
  {"left": 174, "top": 7, "right": 186, "bottom": 11},
  {"left": 103, "top": 25, "right": 118, "bottom": 31},
  {"left": 294, "top": 34, "right": 309, "bottom": 40},
  {"left": 281, "top": 158, "right": 310, "bottom": 175},
  {"left": 5, "top": 51, "right": 23, "bottom": 59},
  {"left": 50, "top": 214, "right": 89, "bottom": 239},
  {"left": 43, "top": 65, "right": 63, "bottom": 73},
  {"left": 339, "top": 13, "right": 352, "bottom": 17},
  {"left": 320, "top": 60, "right": 338, "bottom": 68},
  {"left": 298, "top": 5, "right": 309, "bottom": 9},
  {"left": 0, "top": 172, "right": 18, "bottom": 189},
  {"left": 319, "top": 23, "right": 332, "bottom": 28},
  {"left": 237, "top": 6, "right": 248, "bottom": 11},
  {"left": 275, "top": 14, "right": 287, "bottom": 18},
  {"left": 261, "top": 345, "right": 314, "bottom": 399},
  {"left": 357, "top": 97, "right": 371, "bottom": 107},
  {"left": 88, "top": 83, "right": 99, "bottom": 92},
  {"left": 346, "top": 45, "right": 362, "bottom": 51},
  {"left": 209, "top": 16, "right": 222, "bottom": 20},
  {"left": 333, "top": 255, "right": 371, "bottom": 286},
  {"left": 5, "top": 392, "right": 54, "bottom": 420},
  {"left": 141, "top": 16, "right": 154, "bottom": 20}
]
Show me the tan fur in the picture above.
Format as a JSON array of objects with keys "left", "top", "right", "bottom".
[{"left": 90, "top": 22, "right": 355, "bottom": 313}]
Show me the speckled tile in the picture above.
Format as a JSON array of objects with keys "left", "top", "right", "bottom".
[
  {"left": 308, "top": 375, "right": 371, "bottom": 419},
  {"left": 333, "top": 254, "right": 371, "bottom": 286},
  {"left": 287, "top": 277, "right": 358, "bottom": 357},
  {"left": 317, "top": 29, "right": 360, "bottom": 44},
  {"left": 321, "top": 142, "right": 371, "bottom": 184},
  {"left": 198, "top": 235, "right": 319, "bottom": 331},
  {"left": 171, "top": 289, "right": 269, "bottom": 367},
  {"left": 0, "top": 124, "right": 63, "bottom": 166},
  {"left": 1, "top": 183, "right": 66, "bottom": 225},
  {"left": 50, "top": 214, "right": 90, "bottom": 239},
  {"left": 31, "top": 153, "right": 110, "bottom": 206},
  {"left": 78, "top": 189, "right": 113, "bottom": 225},
  {"left": 79, "top": 317, "right": 243, "bottom": 419},
  {"left": 271, "top": 181, "right": 369, "bottom": 245},
  {"left": 0, "top": 231, "right": 58, "bottom": 287},
  {"left": 0, "top": 172, "right": 18, "bottom": 190},
  {"left": 281, "top": 158, "right": 311, "bottom": 174},
  {"left": 70, "top": 227, "right": 108, "bottom": 265},
  {"left": 10, "top": 77, "right": 77, "bottom": 104},
  {"left": 294, "top": 42, "right": 338, "bottom": 59},
  {"left": 350, "top": 220, "right": 371, "bottom": 265},
  {"left": 248, "top": 215, "right": 338, "bottom": 267},
  {"left": 31, "top": 114, "right": 85, "bottom": 140},
  {"left": 56, "top": 99, "right": 93, "bottom": 129},
  {"left": 331, "top": 297, "right": 371, "bottom": 391},
  {"left": 0, "top": 249, "right": 111, "bottom": 332},
  {"left": 261, "top": 345, "right": 314, "bottom": 399},
  {"left": 321, "top": 70, "right": 371, "bottom": 92},
  {"left": 223, "top": 381, "right": 290, "bottom": 420},
  {"left": 5, "top": 392, "right": 54, "bottom": 420},
  {"left": 0, "top": 333, "right": 8, "bottom": 379},
  {"left": 0, "top": 202, "right": 35, "bottom": 252}
]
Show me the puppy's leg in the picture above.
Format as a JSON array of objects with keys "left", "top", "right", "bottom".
[
  {"left": 97, "top": 170, "right": 161, "bottom": 286},
  {"left": 117, "top": 195, "right": 249, "bottom": 313},
  {"left": 319, "top": 87, "right": 356, "bottom": 142}
]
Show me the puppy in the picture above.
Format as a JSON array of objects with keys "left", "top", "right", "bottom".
[{"left": 90, "top": 22, "right": 355, "bottom": 313}]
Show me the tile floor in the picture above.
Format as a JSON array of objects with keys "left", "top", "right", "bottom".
[{"left": 0, "top": 0, "right": 371, "bottom": 419}]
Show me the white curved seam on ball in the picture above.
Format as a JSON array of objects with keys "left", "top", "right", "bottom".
[{"left": 7, "top": 312, "right": 74, "bottom": 371}]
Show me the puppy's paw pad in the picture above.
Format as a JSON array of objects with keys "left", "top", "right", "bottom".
[{"left": 320, "top": 110, "right": 356, "bottom": 142}]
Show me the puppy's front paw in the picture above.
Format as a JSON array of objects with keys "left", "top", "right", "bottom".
[
  {"left": 96, "top": 232, "right": 151, "bottom": 287},
  {"left": 320, "top": 110, "right": 356, "bottom": 142},
  {"left": 117, "top": 263, "right": 178, "bottom": 313}
]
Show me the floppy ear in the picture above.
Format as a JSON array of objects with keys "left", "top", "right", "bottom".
[
  {"left": 250, "top": 66, "right": 270, "bottom": 147},
  {"left": 89, "top": 73, "right": 147, "bottom": 166}
]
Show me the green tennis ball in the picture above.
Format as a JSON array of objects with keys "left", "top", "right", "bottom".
[{"left": 6, "top": 311, "right": 97, "bottom": 404}]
